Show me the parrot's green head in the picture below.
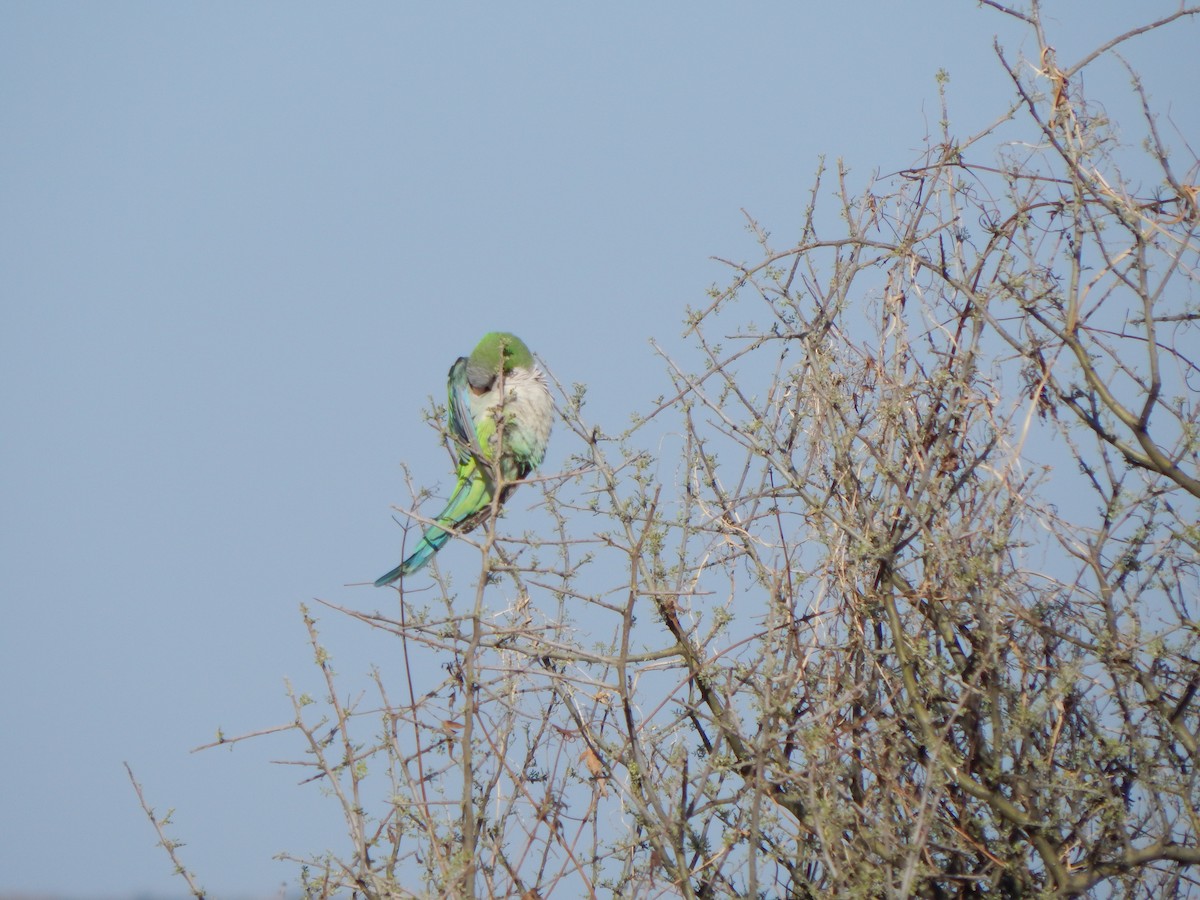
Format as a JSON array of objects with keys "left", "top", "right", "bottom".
[{"left": 466, "top": 332, "right": 535, "bottom": 392}]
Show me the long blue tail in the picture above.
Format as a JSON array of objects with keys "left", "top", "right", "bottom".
[
  {"left": 374, "top": 471, "right": 490, "bottom": 586},
  {"left": 373, "top": 524, "right": 452, "bottom": 586}
]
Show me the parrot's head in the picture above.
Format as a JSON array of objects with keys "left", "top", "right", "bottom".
[{"left": 466, "top": 332, "right": 535, "bottom": 393}]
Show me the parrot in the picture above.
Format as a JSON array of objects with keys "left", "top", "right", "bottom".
[{"left": 375, "top": 332, "right": 553, "bottom": 586}]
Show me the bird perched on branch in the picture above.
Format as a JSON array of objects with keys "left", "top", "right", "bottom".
[{"left": 375, "top": 332, "right": 553, "bottom": 585}]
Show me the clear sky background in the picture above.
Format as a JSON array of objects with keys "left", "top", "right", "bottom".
[{"left": 2, "top": 2, "right": 1196, "bottom": 897}]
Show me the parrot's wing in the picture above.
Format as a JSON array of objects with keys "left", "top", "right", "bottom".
[{"left": 446, "top": 356, "right": 484, "bottom": 465}]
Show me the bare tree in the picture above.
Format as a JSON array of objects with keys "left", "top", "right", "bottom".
[{"left": 153, "top": 3, "right": 1200, "bottom": 897}]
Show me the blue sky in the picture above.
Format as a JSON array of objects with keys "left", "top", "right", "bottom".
[{"left": 2, "top": 2, "right": 1196, "bottom": 896}]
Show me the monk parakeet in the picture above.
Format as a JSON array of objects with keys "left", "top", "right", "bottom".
[{"left": 375, "top": 332, "right": 553, "bottom": 585}]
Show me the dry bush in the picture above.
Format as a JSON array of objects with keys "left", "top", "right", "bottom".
[{"left": 152, "top": 3, "right": 1200, "bottom": 897}]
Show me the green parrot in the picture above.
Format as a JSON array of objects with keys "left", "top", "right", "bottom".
[{"left": 375, "top": 332, "right": 553, "bottom": 585}]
